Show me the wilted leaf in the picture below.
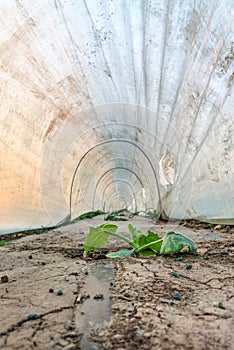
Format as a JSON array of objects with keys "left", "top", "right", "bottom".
[
  {"left": 160, "top": 231, "right": 197, "bottom": 254},
  {"left": 84, "top": 224, "right": 118, "bottom": 257},
  {"left": 106, "top": 248, "right": 134, "bottom": 258}
]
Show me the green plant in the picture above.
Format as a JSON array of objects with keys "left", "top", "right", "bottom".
[
  {"left": 146, "top": 210, "right": 161, "bottom": 221},
  {"left": 70, "top": 210, "right": 105, "bottom": 222},
  {"left": 83, "top": 224, "right": 197, "bottom": 258},
  {"left": 104, "top": 209, "right": 128, "bottom": 221},
  {"left": 0, "top": 240, "right": 12, "bottom": 247}
]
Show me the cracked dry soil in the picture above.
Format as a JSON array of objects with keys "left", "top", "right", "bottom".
[{"left": 0, "top": 221, "right": 233, "bottom": 350}]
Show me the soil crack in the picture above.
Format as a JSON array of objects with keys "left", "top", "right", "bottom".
[{"left": 0, "top": 306, "right": 73, "bottom": 337}]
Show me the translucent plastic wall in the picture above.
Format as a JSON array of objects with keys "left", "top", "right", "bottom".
[{"left": 0, "top": 0, "right": 234, "bottom": 233}]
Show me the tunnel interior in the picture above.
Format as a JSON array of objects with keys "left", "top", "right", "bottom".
[{"left": 0, "top": 1, "right": 234, "bottom": 232}]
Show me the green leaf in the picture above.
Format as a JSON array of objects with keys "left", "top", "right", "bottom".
[
  {"left": 147, "top": 210, "right": 161, "bottom": 220},
  {"left": 128, "top": 224, "right": 144, "bottom": 242},
  {"left": 83, "top": 224, "right": 118, "bottom": 257},
  {"left": 139, "top": 249, "right": 157, "bottom": 257},
  {"left": 137, "top": 230, "right": 163, "bottom": 254},
  {"left": 78, "top": 210, "right": 105, "bottom": 220},
  {"left": 160, "top": 231, "right": 197, "bottom": 254},
  {"left": 104, "top": 214, "right": 128, "bottom": 221},
  {"left": 106, "top": 248, "right": 134, "bottom": 258}
]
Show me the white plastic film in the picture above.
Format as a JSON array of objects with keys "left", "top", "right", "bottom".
[{"left": 0, "top": 0, "right": 233, "bottom": 233}]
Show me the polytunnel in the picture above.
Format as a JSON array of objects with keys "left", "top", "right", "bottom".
[{"left": 0, "top": 0, "right": 234, "bottom": 234}]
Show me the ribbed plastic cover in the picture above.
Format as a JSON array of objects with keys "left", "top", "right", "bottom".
[{"left": 0, "top": 0, "right": 233, "bottom": 232}]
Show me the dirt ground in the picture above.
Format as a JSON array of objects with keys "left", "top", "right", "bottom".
[{"left": 0, "top": 217, "right": 233, "bottom": 350}]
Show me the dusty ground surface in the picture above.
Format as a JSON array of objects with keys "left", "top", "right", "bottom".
[{"left": 0, "top": 217, "right": 233, "bottom": 350}]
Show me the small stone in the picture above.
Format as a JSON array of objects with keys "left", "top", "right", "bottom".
[
  {"left": 186, "top": 264, "right": 193, "bottom": 270},
  {"left": 144, "top": 332, "right": 152, "bottom": 337},
  {"left": 57, "top": 289, "right": 63, "bottom": 295},
  {"left": 28, "top": 255, "right": 33, "bottom": 259},
  {"left": 69, "top": 272, "right": 78, "bottom": 276},
  {"left": 176, "top": 257, "right": 183, "bottom": 261},
  {"left": 49, "top": 288, "right": 54, "bottom": 293},
  {"left": 27, "top": 314, "right": 39, "bottom": 320},
  {"left": 58, "top": 339, "right": 69, "bottom": 347},
  {"left": 173, "top": 295, "right": 182, "bottom": 301},
  {"left": 84, "top": 271, "right": 89, "bottom": 275},
  {"left": 203, "top": 255, "right": 209, "bottom": 260},
  {"left": 113, "top": 334, "right": 124, "bottom": 340},
  {"left": 171, "top": 272, "right": 180, "bottom": 278},
  {"left": 213, "top": 301, "right": 225, "bottom": 309},
  {"left": 1, "top": 275, "right": 9, "bottom": 283},
  {"left": 93, "top": 293, "right": 104, "bottom": 300}
]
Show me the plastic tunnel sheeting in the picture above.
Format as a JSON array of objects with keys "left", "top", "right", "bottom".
[{"left": 0, "top": 0, "right": 234, "bottom": 233}]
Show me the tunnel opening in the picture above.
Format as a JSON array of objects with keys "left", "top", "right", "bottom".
[{"left": 69, "top": 139, "right": 162, "bottom": 219}]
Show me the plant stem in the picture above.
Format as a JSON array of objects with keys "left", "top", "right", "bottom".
[
  {"left": 136, "top": 239, "right": 163, "bottom": 253},
  {"left": 104, "top": 230, "right": 134, "bottom": 247}
]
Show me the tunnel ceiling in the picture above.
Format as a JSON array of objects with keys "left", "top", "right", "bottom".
[{"left": 0, "top": 0, "right": 234, "bottom": 232}]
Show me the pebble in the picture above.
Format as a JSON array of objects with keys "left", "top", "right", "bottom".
[
  {"left": 171, "top": 272, "right": 180, "bottom": 278},
  {"left": 58, "top": 339, "right": 69, "bottom": 347},
  {"left": 0, "top": 275, "right": 9, "bottom": 283},
  {"left": 176, "top": 257, "right": 183, "bottom": 261},
  {"left": 186, "top": 264, "right": 193, "bottom": 270},
  {"left": 173, "top": 295, "right": 182, "bottom": 301},
  {"left": 203, "top": 255, "right": 209, "bottom": 260},
  {"left": 113, "top": 334, "right": 124, "bottom": 340},
  {"left": 93, "top": 293, "right": 104, "bottom": 300},
  {"left": 213, "top": 301, "right": 225, "bottom": 309},
  {"left": 143, "top": 332, "right": 152, "bottom": 338},
  {"left": 27, "top": 314, "right": 39, "bottom": 320},
  {"left": 69, "top": 272, "right": 78, "bottom": 276},
  {"left": 57, "top": 290, "right": 63, "bottom": 296},
  {"left": 49, "top": 288, "right": 54, "bottom": 293}
]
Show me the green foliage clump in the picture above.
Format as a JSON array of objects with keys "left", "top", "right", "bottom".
[{"left": 83, "top": 223, "right": 197, "bottom": 258}]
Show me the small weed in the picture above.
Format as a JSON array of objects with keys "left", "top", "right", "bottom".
[
  {"left": 0, "top": 240, "right": 13, "bottom": 247},
  {"left": 146, "top": 210, "right": 161, "bottom": 221},
  {"left": 71, "top": 210, "right": 105, "bottom": 223},
  {"left": 104, "top": 209, "right": 128, "bottom": 221}
]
